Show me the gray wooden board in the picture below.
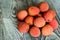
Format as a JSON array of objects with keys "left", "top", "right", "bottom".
[{"left": 0, "top": 0, "right": 60, "bottom": 40}]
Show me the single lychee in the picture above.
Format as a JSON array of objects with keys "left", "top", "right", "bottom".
[
  {"left": 30, "top": 26, "right": 40, "bottom": 37},
  {"left": 25, "top": 16, "right": 34, "bottom": 25},
  {"left": 17, "top": 22, "right": 29, "bottom": 33},
  {"left": 17, "top": 10, "right": 28, "bottom": 20},
  {"left": 42, "top": 24, "right": 53, "bottom": 36},
  {"left": 49, "top": 19, "right": 58, "bottom": 30},
  {"left": 43, "top": 9, "right": 56, "bottom": 22},
  {"left": 39, "top": 2, "right": 49, "bottom": 12},
  {"left": 28, "top": 6, "right": 40, "bottom": 16},
  {"left": 34, "top": 17, "right": 46, "bottom": 28}
]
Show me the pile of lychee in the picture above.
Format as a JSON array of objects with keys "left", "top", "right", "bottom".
[{"left": 17, "top": 2, "right": 58, "bottom": 37}]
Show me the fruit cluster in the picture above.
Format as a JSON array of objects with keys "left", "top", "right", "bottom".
[{"left": 17, "top": 2, "right": 58, "bottom": 37}]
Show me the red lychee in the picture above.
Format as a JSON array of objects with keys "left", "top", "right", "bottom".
[
  {"left": 49, "top": 19, "right": 58, "bottom": 30},
  {"left": 43, "top": 9, "right": 56, "bottom": 22},
  {"left": 17, "top": 22, "right": 29, "bottom": 33},
  {"left": 30, "top": 26, "right": 40, "bottom": 37},
  {"left": 34, "top": 17, "right": 46, "bottom": 28},
  {"left": 17, "top": 10, "right": 28, "bottom": 20},
  {"left": 28, "top": 6, "right": 40, "bottom": 16},
  {"left": 42, "top": 24, "right": 53, "bottom": 36},
  {"left": 25, "top": 16, "right": 34, "bottom": 25},
  {"left": 39, "top": 2, "right": 49, "bottom": 12}
]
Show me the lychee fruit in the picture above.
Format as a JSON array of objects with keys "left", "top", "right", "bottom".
[
  {"left": 43, "top": 9, "right": 56, "bottom": 22},
  {"left": 28, "top": 6, "right": 40, "bottom": 16},
  {"left": 42, "top": 24, "right": 53, "bottom": 36},
  {"left": 25, "top": 16, "right": 34, "bottom": 25},
  {"left": 39, "top": 2, "right": 49, "bottom": 12},
  {"left": 34, "top": 17, "right": 46, "bottom": 28},
  {"left": 17, "top": 10, "right": 28, "bottom": 20},
  {"left": 30, "top": 26, "right": 40, "bottom": 37},
  {"left": 49, "top": 19, "right": 58, "bottom": 30},
  {"left": 17, "top": 22, "right": 29, "bottom": 33}
]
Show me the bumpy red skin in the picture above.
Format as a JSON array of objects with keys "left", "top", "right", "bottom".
[
  {"left": 25, "top": 16, "right": 34, "bottom": 25},
  {"left": 17, "top": 10, "right": 28, "bottom": 20},
  {"left": 42, "top": 24, "right": 53, "bottom": 36},
  {"left": 39, "top": 2, "right": 49, "bottom": 12},
  {"left": 49, "top": 19, "right": 58, "bottom": 30},
  {"left": 34, "top": 17, "right": 46, "bottom": 28},
  {"left": 28, "top": 6, "right": 40, "bottom": 16},
  {"left": 17, "top": 22, "right": 29, "bottom": 33},
  {"left": 43, "top": 9, "right": 56, "bottom": 22},
  {"left": 30, "top": 26, "right": 40, "bottom": 37}
]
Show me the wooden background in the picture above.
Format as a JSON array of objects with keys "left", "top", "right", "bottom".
[{"left": 0, "top": 0, "right": 60, "bottom": 40}]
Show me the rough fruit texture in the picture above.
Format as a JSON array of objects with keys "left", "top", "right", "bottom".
[
  {"left": 43, "top": 9, "right": 56, "bottom": 22},
  {"left": 17, "top": 22, "right": 29, "bottom": 33},
  {"left": 17, "top": 10, "right": 28, "bottom": 20},
  {"left": 39, "top": 2, "right": 49, "bottom": 12},
  {"left": 49, "top": 19, "right": 58, "bottom": 30},
  {"left": 30, "top": 26, "right": 40, "bottom": 37},
  {"left": 42, "top": 24, "right": 53, "bottom": 36},
  {"left": 25, "top": 16, "right": 34, "bottom": 25},
  {"left": 28, "top": 6, "right": 40, "bottom": 16},
  {"left": 34, "top": 17, "right": 46, "bottom": 27}
]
